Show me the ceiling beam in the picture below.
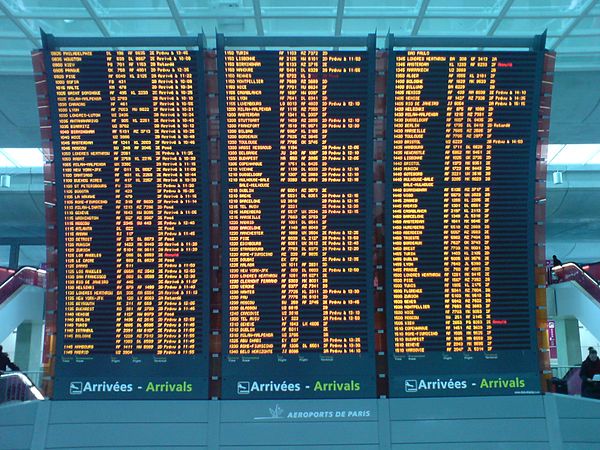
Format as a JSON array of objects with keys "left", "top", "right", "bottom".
[
  {"left": 551, "top": 0, "right": 598, "bottom": 50},
  {"left": 6, "top": 6, "right": 600, "bottom": 21},
  {"left": 335, "top": 0, "right": 345, "bottom": 36},
  {"left": 252, "top": 0, "right": 264, "bottom": 36},
  {"left": 0, "top": 2, "right": 40, "bottom": 47},
  {"left": 411, "top": 0, "right": 430, "bottom": 36},
  {"left": 80, "top": 0, "right": 110, "bottom": 37},
  {"left": 554, "top": 50, "right": 600, "bottom": 55},
  {"left": 167, "top": 0, "right": 187, "bottom": 37},
  {"left": 0, "top": 237, "right": 46, "bottom": 246},
  {"left": 486, "top": 0, "right": 514, "bottom": 36}
]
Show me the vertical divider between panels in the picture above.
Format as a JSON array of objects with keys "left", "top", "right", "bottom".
[
  {"left": 208, "top": 35, "right": 224, "bottom": 399},
  {"left": 374, "top": 41, "right": 390, "bottom": 398},
  {"left": 363, "top": 32, "right": 381, "bottom": 399},
  {"left": 380, "top": 32, "right": 397, "bottom": 399},
  {"left": 195, "top": 34, "right": 218, "bottom": 400}
]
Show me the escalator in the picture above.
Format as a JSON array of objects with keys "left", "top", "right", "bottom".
[
  {"left": 551, "top": 261, "right": 600, "bottom": 298},
  {"left": 580, "top": 261, "right": 600, "bottom": 283},
  {"left": 0, "top": 372, "right": 44, "bottom": 403},
  {"left": 549, "top": 262, "right": 600, "bottom": 367},
  {"left": 0, "top": 266, "right": 47, "bottom": 403},
  {"left": 0, "top": 266, "right": 46, "bottom": 342},
  {"left": 0, "top": 266, "right": 46, "bottom": 304}
]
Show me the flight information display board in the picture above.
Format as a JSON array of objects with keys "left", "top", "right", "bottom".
[
  {"left": 385, "top": 50, "right": 542, "bottom": 397},
  {"left": 219, "top": 49, "right": 375, "bottom": 399},
  {"left": 47, "top": 50, "right": 210, "bottom": 399}
]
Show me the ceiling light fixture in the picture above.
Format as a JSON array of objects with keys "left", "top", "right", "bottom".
[
  {"left": 0, "top": 174, "right": 10, "bottom": 188},
  {"left": 552, "top": 171, "right": 563, "bottom": 185}
]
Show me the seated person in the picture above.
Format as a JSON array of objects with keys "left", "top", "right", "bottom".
[{"left": 580, "top": 348, "right": 600, "bottom": 398}]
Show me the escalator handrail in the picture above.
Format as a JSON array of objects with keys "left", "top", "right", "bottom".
[
  {"left": 581, "top": 261, "right": 600, "bottom": 283},
  {"left": 553, "top": 263, "right": 600, "bottom": 285},
  {"left": 0, "top": 266, "right": 46, "bottom": 307},
  {"left": 552, "top": 263, "right": 600, "bottom": 302},
  {"left": 0, "top": 372, "right": 45, "bottom": 403}
]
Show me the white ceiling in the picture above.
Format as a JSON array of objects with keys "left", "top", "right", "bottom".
[
  {"left": 548, "top": 143, "right": 600, "bottom": 165},
  {"left": 0, "top": 0, "right": 599, "bottom": 74}
]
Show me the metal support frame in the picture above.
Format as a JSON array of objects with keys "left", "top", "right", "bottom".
[
  {"left": 487, "top": 0, "right": 515, "bottom": 36},
  {"left": 40, "top": 32, "right": 203, "bottom": 49},
  {"left": 9, "top": 244, "right": 20, "bottom": 269},
  {"left": 2, "top": 0, "right": 600, "bottom": 72},
  {"left": 388, "top": 34, "right": 544, "bottom": 50},
  {"left": 80, "top": 0, "right": 110, "bottom": 38},
  {"left": 8, "top": 8, "right": 600, "bottom": 21},
  {"left": 335, "top": 0, "right": 345, "bottom": 36},
  {"left": 0, "top": 237, "right": 45, "bottom": 246},
  {"left": 550, "top": 0, "right": 599, "bottom": 50},
  {"left": 252, "top": 0, "right": 264, "bottom": 36},
  {"left": 40, "top": 30, "right": 547, "bottom": 52},
  {"left": 0, "top": 1, "right": 40, "bottom": 47},
  {"left": 412, "top": 0, "right": 430, "bottom": 36},
  {"left": 218, "top": 35, "right": 372, "bottom": 48},
  {"left": 167, "top": 0, "right": 188, "bottom": 37}
]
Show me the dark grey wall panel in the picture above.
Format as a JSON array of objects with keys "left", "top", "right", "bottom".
[
  {"left": 392, "top": 444, "right": 551, "bottom": 450},
  {"left": 48, "top": 400, "right": 209, "bottom": 423},
  {"left": 0, "top": 400, "right": 39, "bottom": 425},
  {"left": 390, "top": 418, "right": 548, "bottom": 443},
  {"left": 220, "top": 422, "right": 379, "bottom": 446},
  {"left": 389, "top": 396, "right": 545, "bottom": 420},
  {"left": 225, "top": 446, "right": 379, "bottom": 450},
  {"left": 553, "top": 394, "right": 600, "bottom": 446},
  {"left": 45, "top": 423, "right": 209, "bottom": 448},
  {"left": 555, "top": 394, "right": 600, "bottom": 419},
  {"left": 564, "top": 444, "right": 600, "bottom": 450},
  {"left": 0, "top": 401, "right": 38, "bottom": 450},
  {"left": 46, "top": 448, "right": 205, "bottom": 450},
  {"left": 560, "top": 418, "right": 600, "bottom": 444},
  {"left": 0, "top": 424, "right": 33, "bottom": 450},
  {"left": 2, "top": 394, "right": 600, "bottom": 448}
]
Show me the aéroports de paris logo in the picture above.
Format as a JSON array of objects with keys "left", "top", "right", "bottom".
[
  {"left": 269, "top": 404, "right": 284, "bottom": 418},
  {"left": 254, "top": 404, "right": 284, "bottom": 420},
  {"left": 237, "top": 381, "right": 250, "bottom": 395},
  {"left": 69, "top": 381, "right": 83, "bottom": 395}
]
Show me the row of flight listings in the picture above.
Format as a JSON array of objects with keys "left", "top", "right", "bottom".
[{"left": 45, "top": 44, "right": 544, "bottom": 400}]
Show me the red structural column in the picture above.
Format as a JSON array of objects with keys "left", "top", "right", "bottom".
[
  {"left": 536, "top": 51, "right": 556, "bottom": 392},
  {"left": 374, "top": 51, "right": 388, "bottom": 397},
  {"left": 205, "top": 50, "right": 223, "bottom": 399}
]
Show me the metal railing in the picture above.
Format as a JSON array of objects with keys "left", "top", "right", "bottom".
[
  {"left": 0, "top": 266, "right": 46, "bottom": 306},
  {"left": 21, "top": 370, "right": 44, "bottom": 387},
  {"left": 0, "top": 372, "right": 45, "bottom": 404}
]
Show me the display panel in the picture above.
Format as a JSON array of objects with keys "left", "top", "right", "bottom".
[
  {"left": 220, "top": 49, "right": 375, "bottom": 399},
  {"left": 47, "top": 50, "right": 210, "bottom": 399},
  {"left": 385, "top": 50, "right": 542, "bottom": 397}
]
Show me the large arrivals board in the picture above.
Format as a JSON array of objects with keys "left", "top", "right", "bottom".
[
  {"left": 40, "top": 36, "right": 548, "bottom": 401},
  {"left": 385, "top": 50, "right": 542, "bottom": 397},
  {"left": 47, "top": 50, "right": 210, "bottom": 399},
  {"left": 219, "top": 49, "right": 375, "bottom": 399}
]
